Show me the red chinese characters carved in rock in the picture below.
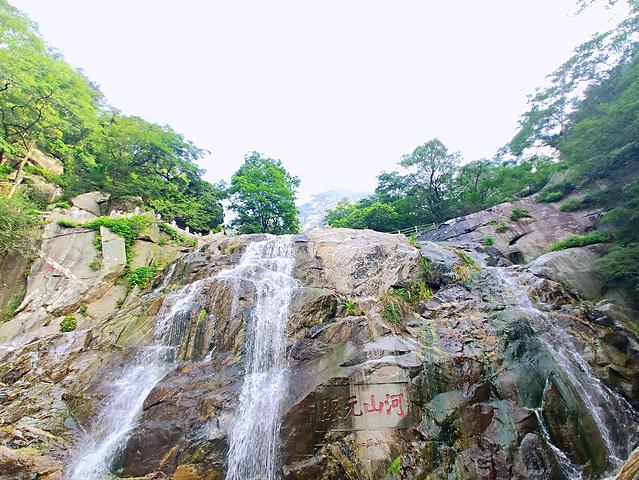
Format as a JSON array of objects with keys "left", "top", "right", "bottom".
[
  {"left": 327, "top": 393, "right": 407, "bottom": 420},
  {"left": 362, "top": 394, "right": 405, "bottom": 417}
]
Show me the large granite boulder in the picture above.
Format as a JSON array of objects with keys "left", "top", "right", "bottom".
[
  {"left": 528, "top": 245, "right": 602, "bottom": 300},
  {"left": 301, "top": 228, "right": 424, "bottom": 299},
  {"left": 418, "top": 197, "right": 593, "bottom": 263},
  {"left": 70, "top": 192, "right": 110, "bottom": 217}
]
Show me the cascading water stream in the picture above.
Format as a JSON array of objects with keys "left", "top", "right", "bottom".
[
  {"left": 534, "top": 400, "right": 585, "bottom": 480},
  {"left": 65, "top": 278, "right": 206, "bottom": 480},
  {"left": 492, "top": 267, "right": 639, "bottom": 475},
  {"left": 223, "top": 235, "right": 296, "bottom": 480}
]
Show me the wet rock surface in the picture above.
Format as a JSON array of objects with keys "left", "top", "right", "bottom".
[{"left": 0, "top": 226, "right": 638, "bottom": 479}]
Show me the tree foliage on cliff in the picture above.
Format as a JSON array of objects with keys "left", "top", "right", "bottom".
[
  {"left": 324, "top": 139, "right": 558, "bottom": 232},
  {"left": 228, "top": 152, "right": 300, "bottom": 235},
  {"left": 544, "top": 50, "right": 639, "bottom": 299},
  {"left": 0, "top": 2, "right": 223, "bottom": 232},
  {"left": 61, "top": 113, "right": 224, "bottom": 231},
  {"left": 399, "top": 139, "right": 461, "bottom": 221},
  {"left": 0, "top": 0, "right": 101, "bottom": 162},
  {"left": 510, "top": 0, "right": 639, "bottom": 156},
  {"left": 324, "top": 1, "right": 639, "bottom": 303},
  {"left": 0, "top": 190, "right": 42, "bottom": 260},
  {"left": 503, "top": 0, "right": 639, "bottom": 299}
]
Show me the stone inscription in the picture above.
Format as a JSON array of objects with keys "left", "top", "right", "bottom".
[
  {"left": 317, "top": 392, "right": 407, "bottom": 419},
  {"left": 311, "top": 383, "right": 414, "bottom": 432}
]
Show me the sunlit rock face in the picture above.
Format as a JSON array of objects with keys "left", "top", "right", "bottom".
[
  {"left": 0, "top": 226, "right": 638, "bottom": 480},
  {"left": 417, "top": 197, "right": 594, "bottom": 264},
  {"left": 0, "top": 205, "right": 197, "bottom": 345}
]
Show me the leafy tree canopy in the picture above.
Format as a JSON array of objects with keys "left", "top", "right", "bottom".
[
  {"left": 0, "top": 0, "right": 102, "bottom": 162},
  {"left": 57, "top": 112, "right": 224, "bottom": 232},
  {"left": 557, "top": 53, "right": 639, "bottom": 183},
  {"left": 510, "top": 0, "right": 639, "bottom": 157},
  {"left": 399, "top": 139, "right": 461, "bottom": 222},
  {"left": 324, "top": 139, "right": 559, "bottom": 232},
  {"left": 228, "top": 152, "right": 300, "bottom": 235},
  {"left": 0, "top": 2, "right": 224, "bottom": 233}
]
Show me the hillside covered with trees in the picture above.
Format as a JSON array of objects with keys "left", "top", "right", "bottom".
[
  {"left": 0, "top": 0, "right": 226, "bottom": 247},
  {"left": 0, "top": 0, "right": 308, "bottom": 260},
  {"left": 324, "top": 0, "right": 639, "bottom": 299}
]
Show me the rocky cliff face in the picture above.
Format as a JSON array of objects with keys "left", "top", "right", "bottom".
[
  {"left": 0, "top": 195, "right": 216, "bottom": 345},
  {"left": 417, "top": 197, "right": 594, "bottom": 265},
  {"left": 0, "top": 206, "right": 638, "bottom": 479}
]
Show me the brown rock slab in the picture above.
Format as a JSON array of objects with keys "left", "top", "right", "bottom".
[
  {"left": 0, "top": 446, "right": 63, "bottom": 480},
  {"left": 512, "top": 434, "right": 562, "bottom": 480}
]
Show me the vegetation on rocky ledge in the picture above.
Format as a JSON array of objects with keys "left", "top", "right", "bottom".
[
  {"left": 323, "top": 1, "right": 639, "bottom": 300},
  {"left": 0, "top": 0, "right": 224, "bottom": 233}
]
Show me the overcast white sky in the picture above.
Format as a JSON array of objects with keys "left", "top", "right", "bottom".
[{"left": 11, "top": 0, "right": 629, "bottom": 203}]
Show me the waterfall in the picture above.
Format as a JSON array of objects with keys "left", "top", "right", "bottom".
[
  {"left": 493, "top": 267, "right": 639, "bottom": 474},
  {"left": 223, "top": 235, "right": 296, "bottom": 480},
  {"left": 65, "top": 278, "right": 206, "bottom": 480},
  {"left": 534, "top": 404, "right": 584, "bottom": 480},
  {"left": 64, "top": 235, "right": 296, "bottom": 480}
]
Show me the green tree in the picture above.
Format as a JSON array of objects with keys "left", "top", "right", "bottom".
[
  {"left": 510, "top": 0, "right": 639, "bottom": 157},
  {"left": 228, "top": 152, "right": 300, "bottom": 234},
  {"left": 454, "top": 158, "right": 496, "bottom": 210},
  {"left": 84, "top": 114, "right": 204, "bottom": 194},
  {"left": 558, "top": 54, "right": 639, "bottom": 183},
  {"left": 329, "top": 202, "right": 399, "bottom": 231},
  {"left": 65, "top": 113, "right": 224, "bottom": 232},
  {"left": 375, "top": 171, "right": 411, "bottom": 203},
  {"left": 323, "top": 198, "right": 357, "bottom": 227},
  {"left": 0, "top": 0, "right": 101, "bottom": 183},
  {"left": 149, "top": 179, "right": 224, "bottom": 232},
  {"left": 399, "top": 139, "right": 461, "bottom": 221},
  {"left": 0, "top": 2, "right": 224, "bottom": 236}
]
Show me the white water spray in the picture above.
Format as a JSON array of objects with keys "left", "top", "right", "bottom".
[
  {"left": 65, "top": 279, "right": 206, "bottom": 480},
  {"left": 223, "top": 236, "right": 297, "bottom": 480},
  {"left": 494, "top": 267, "right": 639, "bottom": 473}
]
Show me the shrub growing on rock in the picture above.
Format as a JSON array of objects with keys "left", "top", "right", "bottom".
[
  {"left": 482, "top": 236, "right": 495, "bottom": 246},
  {"left": 381, "top": 292, "right": 408, "bottom": 330},
  {"left": 60, "top": 315, "right": 76, "bottom": 332},
  {"left": 548, "top": 231, "right": 612, "bottom": 252},
  {"left": 536, "top": 191, "right": 564, "bottom": 203},
  {"left": 509, "top": 207, "right": 532, "bottom": 221},
  {"left": 129, "top": 265, "right": 158, "bottom": 290},
  {"left": 495, "top": 220, "right": 509, "bottom": 234}
]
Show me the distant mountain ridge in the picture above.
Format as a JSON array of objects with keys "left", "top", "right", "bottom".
[{"left": 297, "top": 189, "right": 370, "bottom": 231}]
